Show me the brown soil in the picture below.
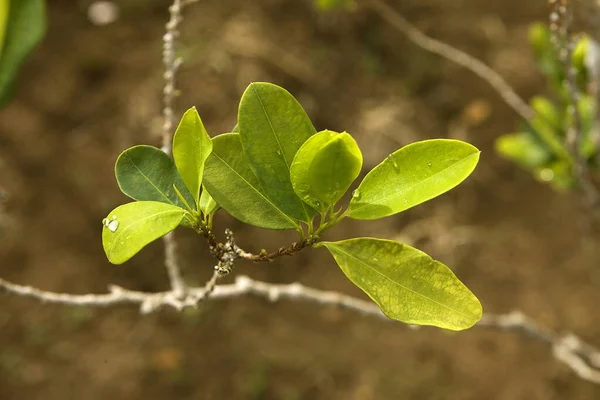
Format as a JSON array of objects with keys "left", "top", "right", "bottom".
[{"left": 1, "top": 0, "right": 600, "bottom": 399}]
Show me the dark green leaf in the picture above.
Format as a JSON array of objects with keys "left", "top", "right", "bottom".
[
  {"left": 115, "top": 145, "right": 195, "bottom": 210},
  {"left": 238, "top": 82, "right": 316, "bottom": 222},
  {"left": 318, "top": 238, "right": 482, "bottom": 330},
  {"left": 348, "top": 139, "right": 479, "bottom": 220},
  {"left": 102, "top": 201, "right": 186, "bottom": 264},
  {"left": 203, "top": 133, "right": 299, "bottom": 230},
  {"left": 291, "top": 130, "right": 362, "bottom": 211},
  {"left": 172, "top": 107, "right": 213, "bottom": 206},
  {"left": 0, "top": 0, "right": 46, "bottom": 106}
]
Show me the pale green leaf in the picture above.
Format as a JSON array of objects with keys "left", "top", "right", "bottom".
[
  {"left": 199, "top": 187, "right": 219, "bottom": 216},
  {"left": 318, "top": 238, "right": 482, "bottom": 330},
  {"left": 348, "top": 139, "right": 479, "bottom": 220},
  {"left": 115, "top": 145, "right": 196, "bottom": 210},
  {"left": 495, "top": 133, "right": 550, "bottom": 169},
  {"left": 203, "top": 133, "right": 299, "bottom": 230},
  {"left": 238, "top": 82, "right": 316, "bottom": 222},
  {"left": 291, "top": 130, "right": 362, "bottom": 211},
  {"left": 102, "top": 202, "right": 186, "bottom": 264},
  {"left": 172, "top": 106, "right": 213, "bottom": 206}
]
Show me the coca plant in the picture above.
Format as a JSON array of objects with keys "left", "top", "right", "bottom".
[{"left": 101, "top": 82, "right": 482, "bottom": 331}]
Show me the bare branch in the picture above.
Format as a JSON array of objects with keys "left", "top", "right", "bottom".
[
  {"left": 366, "top": 0, "right": 535, "bottom": 122},
  {"left": 1, "top": 275, "right": 599, "bottom": 383},
  {"left": 159, "top": 0, "right": 197, "bottom": 297}
]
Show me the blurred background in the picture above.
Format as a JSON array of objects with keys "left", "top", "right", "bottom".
[{"left": 2, "top": 0, "right": 600, "bottom": 398}]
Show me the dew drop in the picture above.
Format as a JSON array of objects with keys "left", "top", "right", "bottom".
[
  {"left": 352, "top": 189, "right": 361, "bottom": 199},
  {"left": 427, "top": 162, "right": 432, "bottom": 167},
  {"left": 103, "top": 215, "right": 119, "bottom": 232}
]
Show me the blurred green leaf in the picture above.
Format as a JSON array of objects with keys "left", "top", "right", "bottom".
[
  {"left": 314, "top": 0, "right": 356, "bottom": 11},
  {"left": 0, "top": 0, "right": 46, "bottom": 106},
  {"left": 102, "top": 202, "right": 186, "bottom": 264},
  {"left": 115, "top": 145, "right": 196, "bottom": 210},
  {"left": 318, "top": 238, "right": 482, "bottom": 330},
  {"left": 347, "top": 139, "right": 479, "bottom": 220},
  {"left": 528, "top": 22, "right": 563, "bottom": 88},
  {"left": 495, "top": 132, "right": 551, "bottom": 169},
  {"left": 291, "top": 130, "right": 362, "bottom": 212},
  {"left": 172, "top": 106, "right": 213, "bottom": 206},
  {"left": 238, "top": 82, "right": 316, "bottom": 222},
  {"left": 203, "top": 133, "right": 299, "bottom": 230},
  {"left": 0, "top": 0, "right": 8, "bottom": 55}
]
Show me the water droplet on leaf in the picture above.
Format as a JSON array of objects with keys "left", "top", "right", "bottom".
[
  {"left": 427, "top": 162, "right": 432, "bottom": 167},
  {"left": 103, "top": 215, "right": 119, "bottom": 232}
]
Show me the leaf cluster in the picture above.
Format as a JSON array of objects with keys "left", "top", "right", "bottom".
[
  {"left": 495, "top": 23, "right": 599, "bottom": 190},
  {"left": 102, "top": 82, "right": 481, "bottom": 330}
]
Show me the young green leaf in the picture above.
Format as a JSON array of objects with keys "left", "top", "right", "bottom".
[
  {"left": 347, "top": 139, "right": 479, "bottom": 220},
  {"left": 291, "top": 130, "right": 362, "bottom": 211},
  {"left": 495, "top": 133, "right": 550, "bottom": 170},
  {"left": 102, "top": 201, "right": 186, "bottom": 265},
  {"left": 203, "top": 133, "right": 299, "bottom": 230},
  {"left": 172, "top": 106, "right": 213, "bottom": 206},
  {"left": 115, "top": 145, "right": 196, "bottom": 210},
  {"left": 238, "top": 82, "right": 317, "bottom": 222},
  {"left": 0, "top": 0, "right": 46, "bottom": 107},
  {"left": 199, "top": 187, "right": 219, "bottom": 216},
  {"left": 318, "top": 238, "right": 482, "bottom": 330}
]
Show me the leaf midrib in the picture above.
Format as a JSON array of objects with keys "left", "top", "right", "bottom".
[
  {"left": 350, "top": 152, "right": 478, "bottom": 214},
  {"left": 251, "top": 84, "right": 312, "bottom": 222},
  {"left": 211, "top": 150, "right": 298, "bottom": 228},
  {"left": 330, "top": 244, "right": 477, "bottom": 321},
  {"left": 124, "top": 152, "right": 174, "bottom": 205}
]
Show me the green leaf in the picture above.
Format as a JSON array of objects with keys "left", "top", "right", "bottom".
[
  {"left": 291, "top": 130, "right": 362, "bottom": 211},
  {"left": 199, "top": 187, "right": 219, "bottom": 216},
  {"left": 314, "top": 0, "right": 357, "bottom": 11},
  {"left": 0, "top": 0, "right": 46, "bottom": 107},
  {"left": 318, "top": 238, "right": 482, "bottom": 330},
  {"left": 495, "top": 132, "right": 551, "bottom": 169},
  {"left": 347, "top": 139, "right": 479, "bottom": 220},
  {"left": 115, "top": 145, "right": 196, "bottom": 210},
  {"left": 203, "top": 133, "right": 299, "bottom": 230},
  {"left": 172, "top": 106, "right": 213, "bottom": 206},
  {"left": 102, "top": 201, "right": 186, "bottom": 264},
  {"left": 0, "top": 0, "right": 8, "bottom": 55},
  {"left": 238, "top": 82, "right": 317, "bottom": 222}
]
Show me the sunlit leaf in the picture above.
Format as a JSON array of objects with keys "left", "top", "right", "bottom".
[
  {"left": 172, "top": 106, "right": 213, "bottom": 206},
  {"left": 318, "top": 238, "right": 482, "bottom": 330},
  {"left": 291, "top": 130, "right": 362, "bottom": 211},
  {"left": 238, "top": 82, "right": 316, "bottom": 222},
  {"left": 203, "top": 133, "right": 299, "bottom": 230},
  {"left": 115, "top": 145, "right": 195, "bottom": 210},
  {"left": 348, "top": 139, "right": 479, "bottom": 220},
  {"left": 102, "top": 201, "right": 186, "bottom": 265}
]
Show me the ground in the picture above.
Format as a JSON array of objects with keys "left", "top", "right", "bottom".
[{"left": 1, "top": 0, "right": 600, "bottom": 399}]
